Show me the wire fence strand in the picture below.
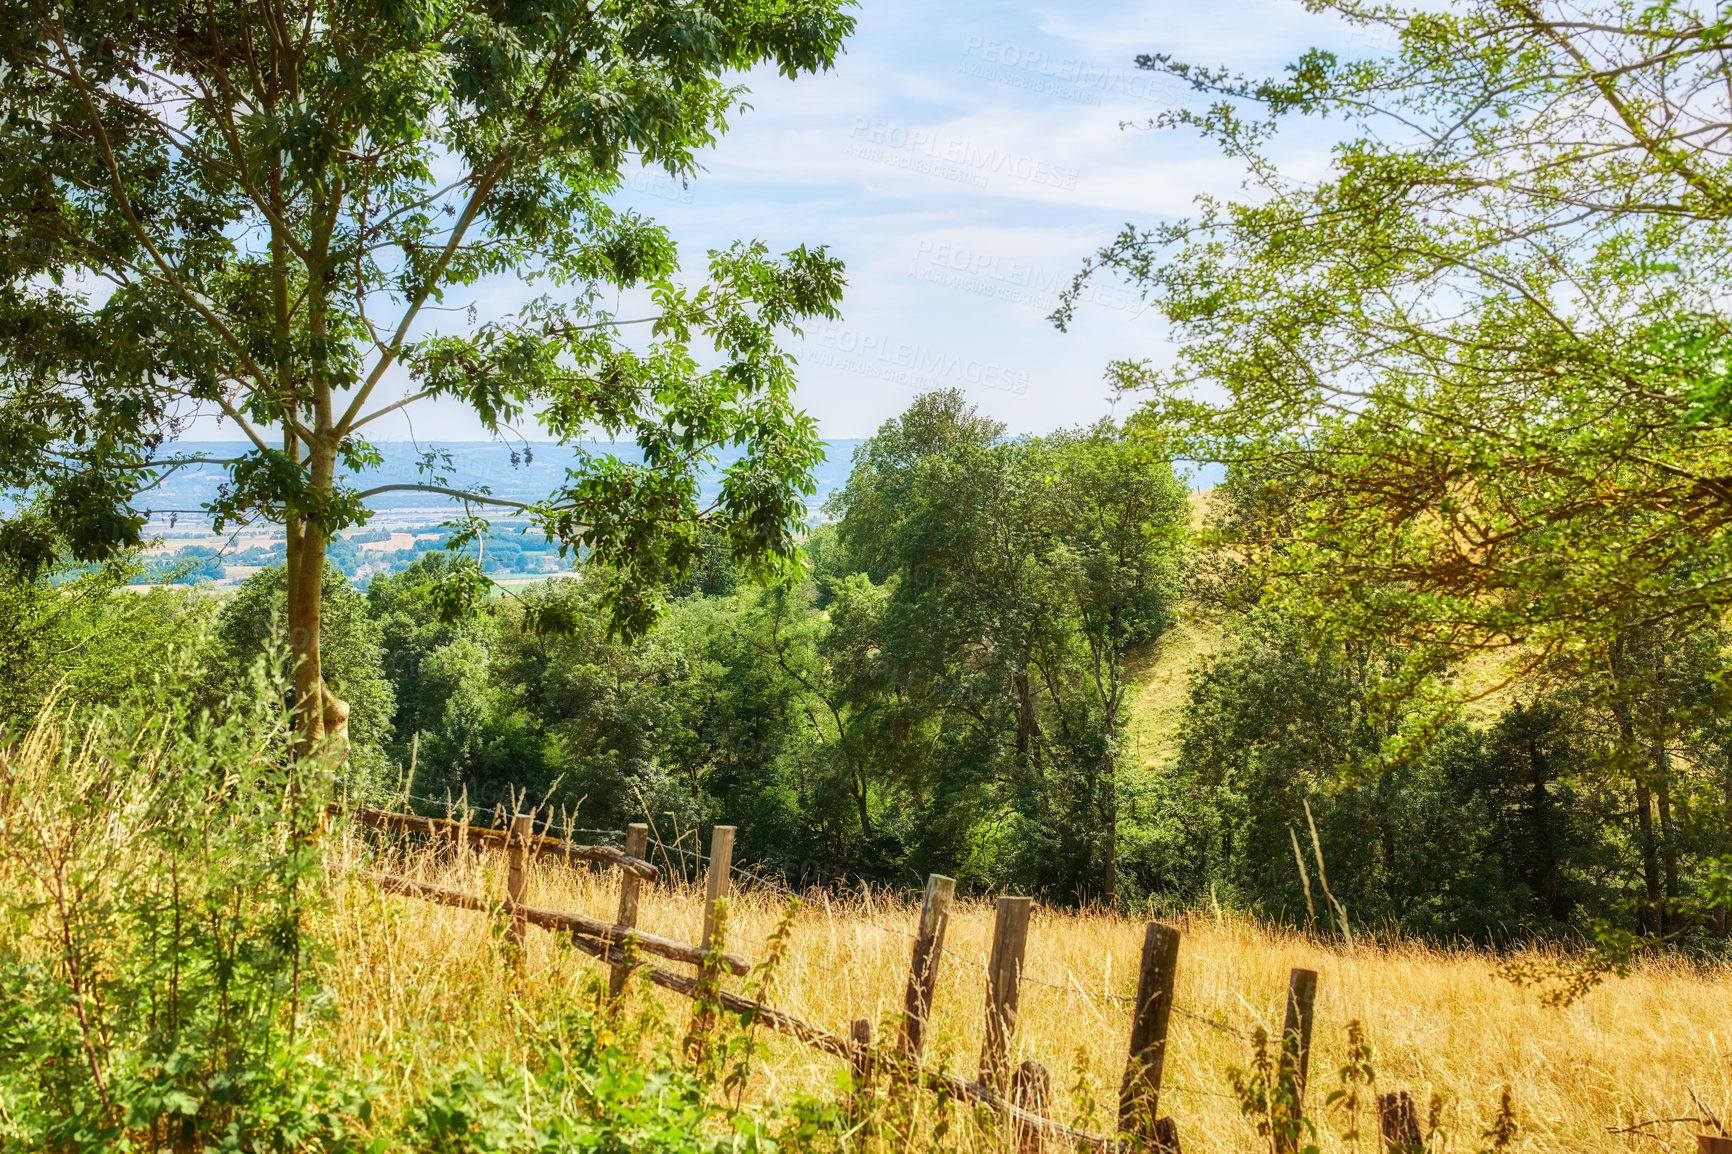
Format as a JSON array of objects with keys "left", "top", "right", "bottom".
[{"left": 370, "top": 799, "right": 1252, "bottom": 1039}]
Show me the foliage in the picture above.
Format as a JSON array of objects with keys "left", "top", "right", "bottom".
[
  {"left": 338, "top": 394, "right": 1188, "bottom": 902},
  {"left": 1478, "top": 1089, "right": 1519, "bottom": 1154},
  {"left": 1069, "top": 2, "right": 1732, "bottom": 947},
  {"left": 0, "top": 0, "right": 855, "bottom": 747},
  {"left": 212, "top": 564, "right": 398, "bottom": 783},
  {"left": 1151, "top": 591, "right": 1731, "bottom": 944},
  {"left": 1227, "top": 1026, "right": 1316, "bottom": 1154},
  {"left": 0, "top": 671, "right": 879, "bottom": 1153},
  {"left": 1325, "top": 1020, "right": 1375, "bottom": 1153},
  {"left": 822, "top": 391, "right": 1189, "bottom": 901},
  {"left": 0, "top": 659, "right": 357, "bottom": 1151},
  {"left": 1069, "top": 1, "right": 1732, "bottom": 688},
  {"left": 0, "top": 549, "right": 212, "bottom": 735}
]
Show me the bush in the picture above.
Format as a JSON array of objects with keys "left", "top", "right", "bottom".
[{"left": 0, "top": 664, "right": 361, "bottom": 1151}]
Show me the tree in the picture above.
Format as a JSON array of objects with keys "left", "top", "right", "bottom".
[
  {"left": 1047, "top": 424, "right": 1188, "bottom": 898},
  {"left": 826, "top": 388, "right": 1007, "bottom": 582},
  {"left": 1162, "top": 610, "right": 1616, "bottom": 940},
  {"left": 1066, "top": 3, "right": 1732, "bottom": 946},
  {"left": 214, "top": 565, "right": 397, "bottom": 780},
  {"left": 0, "top": 0, "right": 852, "bottom": 752},
  {"left": 0, "top": 549, "right": 211, "bottom": 732},
  {"left": 1063, "top": 0, "right": 1732, "bottom": 702},
  {"left": 827, "top": 393, "right": 1189, "bottom": 901}
]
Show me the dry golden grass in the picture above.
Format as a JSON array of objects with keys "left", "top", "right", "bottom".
[
  {"left": 322, "top": 831, "right": 1732, "bottom": 1154},
  {"left": 1123, "top": 610, "right": 1227, "bottom": 771}
]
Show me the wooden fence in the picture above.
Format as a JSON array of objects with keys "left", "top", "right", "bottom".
[{"left": 331, "top": 804, "right": 1731, "bottom": 1154}]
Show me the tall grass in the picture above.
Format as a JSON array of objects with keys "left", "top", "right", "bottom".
[
  {"left": 331, "top": 828, "right": 1732, "bottom": 1153},
  {"left": 5, "top": 702, "right": 1727, "bottom": 1152}
]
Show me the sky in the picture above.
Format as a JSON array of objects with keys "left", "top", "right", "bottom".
[{"left": 193, "top": 0, "right": 1371, "bottom": 444}]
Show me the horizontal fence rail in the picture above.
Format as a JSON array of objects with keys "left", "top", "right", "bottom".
[
  {"left": 339, "top": 804, "right": 659, "bottom": 880},
  {"left": 566, "top": 931, "right": 1119, "bottom": 1152},
  {"left": 369, "top": 872, "right": 750, "bottom": 975}
]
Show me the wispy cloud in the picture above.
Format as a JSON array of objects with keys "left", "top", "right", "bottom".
[{"left": 192, "top": 1, "right": 1359, "bottom": 444}]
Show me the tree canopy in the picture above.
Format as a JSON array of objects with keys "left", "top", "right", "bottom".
[
  {"left": 0, "top": 0, "right": 853, "bottom": 749},
  {"left": 1064, "top": 0, "right": 1732, "bottom": 709},
  {"left": 1063, "top": 0, "right": 1732, "bottom": 961}
]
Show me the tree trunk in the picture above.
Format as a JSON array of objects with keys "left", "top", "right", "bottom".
[
  {"left": 1617, "top": 726, "right": 1663, "bottom": 935},
  {"left": 286, "top": 513, "right": 327, "bottom": 753},
  {"left": 285, "top": 439, "right": 349, "bottom": 759},
  {"left": 1608, "top": 638, "right": 1662, "bottom": 936},
  {"left": 1012, "top": 670, "right": 1040, "bottom": 762},
  {"left": 289, "top": 217, "right": 352, "bottom": 762},
  {"left": 1720, "top": 743, "right": 1732, "bottom": 938},
  {"left": 852, "top": 763, "right": 874, "bottom": 842},
  {"left": 1632, "top": 776, "right": 1662, "bottom": 935},
  {"left": 1102, "top": 750, "right": 1118, "bottom": 906},
  {"left": 1653, "top": 743, "right": 1680, "bottom": 934}
]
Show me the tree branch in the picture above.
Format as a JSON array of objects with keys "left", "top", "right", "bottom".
[{"left": 351, "top": 483, "right": 537, "bottom": 511}]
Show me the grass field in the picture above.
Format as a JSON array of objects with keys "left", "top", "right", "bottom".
[{"left": 326, "top": 830, "right": 1732, "bottom": 1154}]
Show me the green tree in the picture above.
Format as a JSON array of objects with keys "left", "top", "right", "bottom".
[
  {"left": 1064, "top": 0, "right": 1732, "bottom": 704},
  {"left": 1047, "top": 424, "right": 1188, "bottom": 898},
  {"left": 1063, "top": 2, "right": 1732, "bottom": 935},
  {"left": 0, "top": 551, "right": 211, "bottom": 733},
  {"left": 366, "top": 551, "right": 497, "bottom": 780},
  {"left": 0, "top": 0, "right": 852, "bottom": 752},
  {"left": 828, "top": 393, "right": 1188, "bottom": 901},
  {"left": 1549, "top": 613, "right": 1732, "bottom": 936}
]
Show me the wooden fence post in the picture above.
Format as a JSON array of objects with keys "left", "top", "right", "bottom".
[
  {"left": 1013, "top": 1059, "right": 1050, "bottom": 1154},
  {"left": 688, "top": 825, "right": 736, "bottom": 1051},
  {"left": 701, "top": 825, "right": 736, "bottom": 956},
  {"left": 1699, "top": 1138, "right": 1732, "bottom": 1154},
  {"left": 609, "top": 822, "right": 650, "bottom": 998},
  {"left": 980, "top": 895, "right": 1033, "bottom": 1094},
  {"left": 899, "top": 873, "right": 955, "bottom": 1062},
  {"left": 1377, "top": 1091, "right": 1422, "bottom": 1153},
  {"left": 848, "top": 1018, "right": 874, "bottom": 1119},
  {"left": 1119, "top": 922, "right": 1181, "bottom": 1151},
  {"left": 1275, "top": 967, "right": 1318, "bottom": 1154},
  {"left": 506, "top": 812, "right": 532, "bottom": 961}
]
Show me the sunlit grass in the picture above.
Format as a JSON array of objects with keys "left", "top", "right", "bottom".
[{"left": 323, "top": 828, "right": 1732, "bottom": 1153}]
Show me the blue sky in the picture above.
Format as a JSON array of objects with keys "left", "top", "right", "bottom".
[
  {"left": 606, "top": 0, "right": 1368, "bottom": 439},
  {"left": 197, "top": 1, "right": 1372, "bottom": 445}
]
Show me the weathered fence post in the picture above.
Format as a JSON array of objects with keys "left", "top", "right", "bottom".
[
  {"left": 688, "top": 825, "right": 736, "bottom": 1050},
  {"left": 1378, "top": 1091, "right": 1422, "bottom": 1153},
  {"left": 848, "top": 1018, "right": 874, "bottom": 1120},
  {"left": 1119, "top": 922, "right": 1181, "bottom": 1151},
  {"left": 608, "top": 822, "right": 650, "bottom": 998},
  {"left": 505, "top": 812, "right": 533, "bottom": 962},
  {"left": 899, "top": 873, "right": 955, "bottom": 1062},
  {"left": 1699, "top": 1137, "right": 1732, "bottom": 1154},
  {"left": 1275, "top": 967, "right": 1318, "bottom": 1154},
  {"left": 1012, "top": 1059, "right": 1051, "bottom": 1154},
  {"left": 980, "top": 895, "right": 1033, "bottom": 1094},
  {"left": 701, "top": 824, "right": 736, "bottom": 956}
]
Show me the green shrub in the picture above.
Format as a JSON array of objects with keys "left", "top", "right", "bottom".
[{"left": 0, "top": 662, "right": 361, "bottom": 1152}]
